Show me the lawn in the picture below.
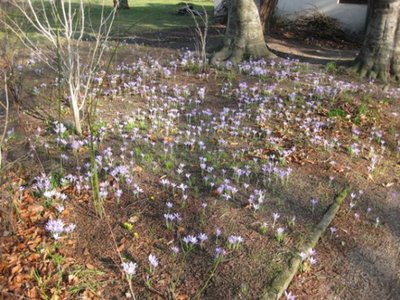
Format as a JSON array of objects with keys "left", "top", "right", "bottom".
[
  {"left": 105, "top": 0, "right": 213, "bottom": 33},
  {"left": 0, "top": 0, "right": 214, "bottom": 37},
  {"left": 0, "top": 2, "right": 399, "bottom": 300}
]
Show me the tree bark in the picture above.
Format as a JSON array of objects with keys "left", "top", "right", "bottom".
[
  {"left": 114, "top": 0, "right": 129, "bottom": 9},
  {"left": 259, "top": 0, "right": 278, "bottom": 33},
  {"left": 354, "top": 0, "right": 400, "bottom": 81},
  {"left": 211, "top": 0, "right": 274, "bottom": 65}
]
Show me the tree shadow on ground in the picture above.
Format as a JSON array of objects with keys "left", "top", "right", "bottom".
[
  {"left": 2, "top": 0, "right": 361, "bottom": 66},
  {"left": 0, "top": 2, "right": 213, "bottom": 38},
  {"left": 122, "top": 25, "right": 225, "bottom": 51},
  {"left": 267, "top": 36, "right": 359, "bottom": 66}
]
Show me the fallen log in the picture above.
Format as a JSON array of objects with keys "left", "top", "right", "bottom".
[{"left": 261, "top": 188, "right": 349, "bottom": 300}]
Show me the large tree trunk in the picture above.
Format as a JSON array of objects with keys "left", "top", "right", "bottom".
[
  {"left": 354, "top": 0, "right": 400, "bottom": 81},
  {"left": 114, "top": 0, "right": 129, "bottom": 9},
  {"left": 259, "top": 0, "right": 278, "bottom": 33},
  {"left": 211, "top": 0, "right": 274, "bottom": 65}
]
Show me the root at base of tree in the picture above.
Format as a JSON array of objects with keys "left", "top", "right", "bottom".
[
  {"left": 352, "top": 59, "right": 395, "bottom": 82},
  {"left": 211, "top": 43, "right": 275, "bottom": 66}
]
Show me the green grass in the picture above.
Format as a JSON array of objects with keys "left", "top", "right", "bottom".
[
  {"left": 1, "top": 0, "right": 213, "bottom": 38},
  {"left": 100, "top": 0, "right": 213, "bottom": 34},
  {"left": 328, "top": 108, "right": 346, "bottom": 118},
  {"left": 0, "top": 0, "right": 213, "bottom": 58}
]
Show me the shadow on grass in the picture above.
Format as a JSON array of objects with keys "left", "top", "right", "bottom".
[
  {"left": 1, "top": 1, "right": 223, "bottom": 52},
  {"left": 267, "top": 37, "right": 359, "bottom": 66},
  {"left": 1, "top": 1, "right": 213, "bottom": 36},
  {"left": 2, "top": 1, "right": 362, "bottom": 65}
]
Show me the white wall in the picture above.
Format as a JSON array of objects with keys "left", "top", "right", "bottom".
[{"left": 276, "top": 0, "right": 368, "bottom": 33}]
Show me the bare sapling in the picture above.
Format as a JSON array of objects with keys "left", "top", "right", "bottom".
[
  {"left": 0, "top": 73, "right": 10, "bottom": 169},
  {"left": 2, "top": 0, "right": 118, "bottom": 135},
  {"left": 188, "top": 5, "right": 208, "bottom": 72}
]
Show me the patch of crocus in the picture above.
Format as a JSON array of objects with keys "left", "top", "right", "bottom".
[
  {"left": 284, "top": 290, "right": 296, "bottom": 300},
  {"left": 330, "top": 226, "right": 337, "bottom": 236},
  {"left": 45, "top": 219, "right": 65, "bottom": 239},
  {"left": 350, "top": 143, "right": 360, "bottom": 156},
  {"left": 33, "top": 173, "right": 51, "bottom": 194},
  {"left": 227, "top": 235, "right": 243, "bottom": 250},
  {"left": 45, "top": 219, "right": 76, "bottom": 240},
  {"left": 171, "top": 246, "right": 179, "bottom": 255},
  {"left": 310, "top": 198, "right": 318, "bottom": 213},
  {"left": 122, "top": 261, "right": 137, "bottom": 277},
  {"left": 307, "top": 248, "right": 316, "bottom": 257},
  {"left": 115, "top": 189, "right": 123, "bottom": 199},
  {"left": 215, "top": 247, "right": 227, "bottom": 262},
  {"left": 148, "top": 254, "right": 159, "bottom": 273},
  {"left": 20, "top": 53, "right": 400, "bottom": 299},
  {"left": 288, "top": 216, "right": 296, "bottom": 227},
  {"left": 309, "top": 256, "right": 317, "bottom": 265},
  {"left": 272, "top": 212, "right": 280, "bottom": 228},
  {"left": 198, "top": 233, "right": 208, "bottom": 246},
  {"left": 299, "top": 248, "right": 317, "bottom": 272},
  {"left": 163, "top": 212, "right": 181, "bottom": 230},
  {"left": 215, "top": 228, "right": 222, "bottom": 243},
  {"left": 183, "top": 235, "right": 198, "bottom": 252},
  {"left": 55, "top": 205, "right": 65, "bottom": 213},
  {"left": 260, "top": 222, "right": 268, "bottom": 234},
  {"left": 275, "top": 227, "right": 285, "bottom": 243}
]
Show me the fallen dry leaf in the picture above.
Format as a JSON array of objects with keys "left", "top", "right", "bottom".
[
  {"left": 68, "top": 274, "right": 79, "bottom": 285},
  {"left": 11, "top": 264, "right": 22, "bottom": 275},
  {"left": 132, "top": 165, "right": 143, "bottom": 173},
  {"left": 27, "top": 204, "right": 44, "bottom": 214},
  {"left": 27, "top": 253, "right": 41, "bottom": 262},
  {"left": 117, "top": 243, "right": 125, "bottom": 252},
  {"left": 86, "top": 263, "right": 96, "bottom": 270},
  {"left": 27, "top": 286, "right": 39, "bottom": 298}
]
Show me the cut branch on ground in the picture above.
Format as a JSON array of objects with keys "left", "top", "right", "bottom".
[{"left": 261, "top": 189, "right": 349, "bottom": 300}]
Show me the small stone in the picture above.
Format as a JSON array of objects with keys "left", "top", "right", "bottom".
[{"left": 129, "top": 215, "right": 139, "bottom": 223}]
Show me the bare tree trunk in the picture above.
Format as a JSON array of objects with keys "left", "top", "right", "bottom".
[
  {"left": 259, "top": 0, "right": 278, "bottom": 33},
  {"left": 114, "top": 0, "right": 129, "bottom": 9},
  {"left": 211, "top": 0, "right": 274, "bottom": 65},
  {"left": 354, "top": 0, "right": 400, "bottom": 81}
]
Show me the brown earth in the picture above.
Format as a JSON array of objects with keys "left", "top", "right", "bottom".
[{"left": 0, "top": 24, "right": 399, "bottom": 300}]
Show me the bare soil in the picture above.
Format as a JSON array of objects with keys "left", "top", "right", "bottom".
[{"left": 0, "top": 25, "right": 399, "bottom": 300}]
